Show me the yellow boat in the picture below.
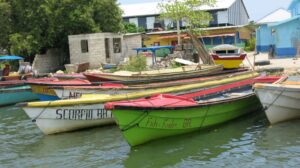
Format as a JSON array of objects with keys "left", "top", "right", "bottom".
[{"left": 210, "top": 44, "right": 246, "bottom": 69}]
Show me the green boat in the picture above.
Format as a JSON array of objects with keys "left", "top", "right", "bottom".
[
  {"left": 105, "top": 79, "right": 263, "bottom": 146},
  {"left": 0, "top": 85, "right": 39, "bottom": 106}
]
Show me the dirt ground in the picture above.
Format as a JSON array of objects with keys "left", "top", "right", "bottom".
[{"left": 242, "top": 52, "right": 300, "bottom": 75}]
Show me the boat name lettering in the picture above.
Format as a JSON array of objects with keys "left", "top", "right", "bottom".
[
  {"left": 42, "top": 87, "right": 51, "bottom": 93},
  {"left": 145, "top": 117, "right": 159, "bottom": 128},
  {"left": 162, "top": 119, "right": 177, "bottom": 129},
  {"left": 145, "top": 117, "right": 177, "bottom": 129},
  {"left": 69, "top": 92, "right": 82, "bottom": 99},
  {"left": 183, "top": 118, "right": 192, "bottom": 128},
  {"left": 56, "top": 109, "right": 111, "bottom": 120}
]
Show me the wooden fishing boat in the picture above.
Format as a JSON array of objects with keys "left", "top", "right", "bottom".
[
  {"left": 254, "top": 76, "right": 300, "bottom": 124},
  {"left": 0, "top": 80, "right": 25, "bottom": 87},
  {"left": 26, "top": 78, "right": 92, "bottom": 101},
  {"left": 0, "top": 85, "right": 38, "bottom": 106},
  {"left": 53, "top": 70, "right": 249, "bottom": 99},
  {"left": 83, "top": 64, "right": 223, "bottom": 82},
  {"left": 18, "top": 72, "right": 259, "bottom": 135},
  {"left": 210, "top": 44, "right": 246, "bottom": 69},
  {"left": 105, "top": 82, "right": 261, "bottom": 146},
  {"left": 52, "top": 73, "right": 87, "bottom": 80}
]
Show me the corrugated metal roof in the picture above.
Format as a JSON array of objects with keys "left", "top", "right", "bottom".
[
  {"left": 256, "top": 8, "right": 291, "bottom": 24},
  {"left": 121, "top": 0, "right": 236, "bottom": 18},
  {"left": 146, "top": 25, "right": 246, "bottom": 35}
]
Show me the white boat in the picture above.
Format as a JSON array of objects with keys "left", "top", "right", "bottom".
[
  {"left": 22, "top": 103, "right": 114, "bottom": 134},
  {"left": 254, "top": 76, "right": 300, "bottom": 124}
]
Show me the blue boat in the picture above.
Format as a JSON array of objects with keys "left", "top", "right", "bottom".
[{"left": 0, "top": 85, "right": 39, "bottom": 106}]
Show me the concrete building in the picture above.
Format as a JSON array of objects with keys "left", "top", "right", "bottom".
[
  {"left": 256, "top": 9, "right": 291, "bottom": 53},
  {"left": 256, "top": 0, "right": 300, "bottom": 58},
  {"left": 68, "top": 33, "right": 142, "bottom": 69},
  {"left": 120, "top": 0, "right": 249, "bottom": 31},
  {"left": 270, "top": 0, "right": 300, "bottom": 57},
  {"left": 144, "top": 25, "right": 252, "bottom": 49}
]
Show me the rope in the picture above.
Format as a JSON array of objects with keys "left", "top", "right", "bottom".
[
  {"left": 199, "top": 104, "right": 210, "bottom": 129},
  {"left": 263, "top": 87, "right": 285, "bottom": 111},
  {"left": 121, "top": 110, "right": 149, "bottom": 131},
  {"left": 32, "top": 101, "right": 51, "bottom": 122}
]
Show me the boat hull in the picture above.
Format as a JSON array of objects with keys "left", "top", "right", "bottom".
[
  {"left": 212, "top": 54, "right": 246, "bottom": 69},
  {"left": 0, "top": 86, "right": 38, "bottom": 106},
  {"left": 112, "top": 94, "right": 261, "bottom": 146},
  {"left": 22, "top": 104, "right": 114, "bottom": 134},
  {"left": 84, "top": 65, "right": 223, "bottom": 82},
  {"left": 30, "top": 85, "right": 59, "bottom": 101},
  {"left": 255, "top": 85, "right": 300, "bottom": 124}
]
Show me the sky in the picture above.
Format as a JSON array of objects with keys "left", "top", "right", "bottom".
[{"left": 118, "top": 0, "right": 293, "bottom": 21}]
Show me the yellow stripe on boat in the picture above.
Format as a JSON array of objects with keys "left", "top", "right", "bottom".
[
  {"left": 30, "top": 85, "right": 57, "bottom": 96},
  {"left": 26, "top": 72, "right": 259, "bottom": 107},
  {"left": 214, "top": 60, "right": 243, "bottom": 69}
]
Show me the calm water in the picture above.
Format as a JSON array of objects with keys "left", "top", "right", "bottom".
[{"left": 0, "top": 106, "right": 299, "bottom": 168}]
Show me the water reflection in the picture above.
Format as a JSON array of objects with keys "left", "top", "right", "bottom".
[
  {"left": 1, "top": 106, "right": 299, "bottom": 168},
  {"left": 125, "top": 112, "right": 266, "bottom": 168}
]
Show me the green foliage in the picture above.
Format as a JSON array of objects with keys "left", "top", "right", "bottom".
[
  {"left": 122, "top": 22, "right": 145, "bottom": 33},
  {"left": 158, "top": 0, "right": 216, "bottom": 33},
  {"left": 155, "top": 48, "right": 171, "bottom": 57},
  {"left": 245, "top": 37, "right": 256, "bottom": 52},
  {"left": 0, "top": 0, "right": 123, "bottom": 58},
  {"left": 121, "top": 55, "right": 147, "bottom": 72},
  {"left": 0, "top": 0, "right": 11, "bottom": 50}
]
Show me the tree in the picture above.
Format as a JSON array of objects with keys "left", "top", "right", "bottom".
[
  {"left": 1, "top": 0, "right": 123, "bottom": 59},
  {"left": 122, "top": 22, "right": 145, "bottom": 33},
  {"left": 0, "top": 0, "right": 11, "bottom": 51},
  {"left": 158, "top": 0, "right": 216, "bottom": 64}
]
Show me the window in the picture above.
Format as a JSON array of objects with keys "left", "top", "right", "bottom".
[
  {"left": 105, "top": 38, "right": 110, "bottom": 59},
  {"left": 113, "top": 38, "right": 122, "bottom": 53},
  {"left": 129, "top": 18, "right": 138, "bottom": 27},
  {"left": 153, "top": 42, "right": 160, "bottom": 46},
  {"left": 146, "top": 16, "right": 155, "bottom": 29},
  {"left": 81, "top": 40, "right": 88, "bottom": 53}
]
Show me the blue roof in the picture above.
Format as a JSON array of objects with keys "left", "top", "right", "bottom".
[
  {"left": 270, "top": 16, "right": 300, "bottom": 27},
  {"left": 0, "top": 55, "right": 24, "bottom": 61}
]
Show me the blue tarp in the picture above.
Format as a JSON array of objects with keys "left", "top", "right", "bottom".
[
  {"left": 133, "top": 46, "right": 175, "bottom": 53},
  {"left": 0, "top": 55, "right": 24, "bottom": 61}
]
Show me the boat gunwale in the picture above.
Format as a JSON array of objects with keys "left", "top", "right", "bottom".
[
  {"left": 83, "top": 65, "right": 223, "bottom": 80},
  {"left": 50, "top": 70, "right": 251, "bottom": 90},
  {"left": 110, "top": 91, "right": 255, "bottom": 111}
]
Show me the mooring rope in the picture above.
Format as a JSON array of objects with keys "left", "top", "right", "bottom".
[
  {"left": 32, "top": 101, "right": 52, "bottom": 122},
  {"left": 263, "top": 87, "right": 286, "bottom": 111}
]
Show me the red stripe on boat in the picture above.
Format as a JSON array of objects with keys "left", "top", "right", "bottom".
[{"left": 104, "top": 76, "right": 281, "bottom": 110}]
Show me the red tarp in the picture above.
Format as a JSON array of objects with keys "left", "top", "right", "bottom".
[
  {"left": 105, "top": 76, "right": 281, "bottom": 109},
  {"left": 26, "top": 78, "right": 91, "bottom": 85},
  {"left": 105, "top": 94, "right": 198, "bottom": 109}
]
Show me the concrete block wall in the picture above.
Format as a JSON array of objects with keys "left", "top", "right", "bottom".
[
  {"left": 32, "top": 49, "right": 65, "bottom": 73},
  {"left": 69, "top": 33, "right": 124, "bottom": 69},
  {"left": 68, "top": 33, "right": 142, "bottom": 69},
  {"left": 124, "top": 34, "right": 142, "bottom": 57}
]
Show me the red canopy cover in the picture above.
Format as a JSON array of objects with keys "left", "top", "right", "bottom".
[{"left": 105, "top": 94, "right": 198, "bottom": 110}]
